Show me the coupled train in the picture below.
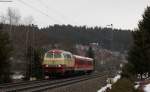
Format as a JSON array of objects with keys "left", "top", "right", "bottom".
[{"left": 42, "top": 49, "right": 94, "bottom": 76}]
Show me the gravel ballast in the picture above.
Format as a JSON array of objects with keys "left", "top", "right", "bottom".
[{"left": 44, "top": 76, "right": 108, "bottom": 92}]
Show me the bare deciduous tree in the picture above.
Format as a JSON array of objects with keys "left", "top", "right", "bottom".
[
  {"left": 7, "top": 7, "right": 21, "bottom": 25},
  {"left": 0, "top": 14, "right": 7, "bottom": 24}
]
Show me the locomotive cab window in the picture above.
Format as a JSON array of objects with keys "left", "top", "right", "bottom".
[
  {"left": 46, "top": 53, "right": 53, "bottom": 58},
  {"left": 63, "top": 53, "right": 71, "bottom": 59},
  {"left": 46, "top": 53, "right": 62, "bottom": 58},
  {"left": 54, "top": 53, "right": 62, "bottom": 58},
  {"left": 67, "top": 54, "right": 71, "bottom": 59}
]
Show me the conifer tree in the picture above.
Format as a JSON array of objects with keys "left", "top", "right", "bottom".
[
  {"left": 25, "top": 47, "right": 44, "bottom": 80},
  {"left": 0, "top": 24, "right": 12, "bottom": 83},
  {"left": 86, "top": 46, "right": 95, "bottom": 70},
  {"left": 32, "top": 48, "right": 44, "bottom": 79},
  {"left": 86, "top": 46, "right": 94, "bottom": 58},
  {"left": 124, "top": 7, "right": 150, "bottom": 79}
]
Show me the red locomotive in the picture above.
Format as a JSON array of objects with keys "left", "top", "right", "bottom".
[{"left": 42, "top": 49, "right": 94, "bottom": 76}]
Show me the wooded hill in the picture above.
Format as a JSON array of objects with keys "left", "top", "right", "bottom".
[
  {"left": 0, "top": 24, "right": 132, "bottom": 60},
  {"left": 41, "top": 24, "right": 132, "bottom": 52},
  {"left": 0, "top": 23, "right": 133, "bottom": 77}
]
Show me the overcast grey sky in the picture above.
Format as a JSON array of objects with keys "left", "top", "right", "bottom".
[{"left": 0, "top": 0, "right": 149, "bottom": 29}]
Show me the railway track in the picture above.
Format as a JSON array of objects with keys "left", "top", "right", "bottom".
[{"left": 0, "top": 73, "right": 106, "bottom": 92}]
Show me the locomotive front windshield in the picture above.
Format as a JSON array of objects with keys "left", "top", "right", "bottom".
[{"left": 46, "top": 52, "right": 62, "bottom": 58}]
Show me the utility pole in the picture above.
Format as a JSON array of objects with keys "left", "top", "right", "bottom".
[
  {"left": 106, "top": 24, "right": 113, "bottom": 51},
  {"left": 110, "top": 24, "right": 113, "bottom": 51},
  {"left": 25, "top": 26, "right": 29, "bottom": 80},
  {"left": 100, "top": 41, "right": 104, "bottom": 65}
]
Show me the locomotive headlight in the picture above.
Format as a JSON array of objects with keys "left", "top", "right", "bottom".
[
  {"left": 45, "top": 64, "right": 49, "bottom": 67},
  {"left": 58, "top": 64, "right": 62, "bottom": 67}
]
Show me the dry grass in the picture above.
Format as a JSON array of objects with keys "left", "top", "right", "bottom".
[{"left": 108, "top": 78, "right": 142, "bottom": 92}]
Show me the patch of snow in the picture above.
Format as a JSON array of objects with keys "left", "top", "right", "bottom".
[
  {"left": 113, "top": 75, "right": 121, "bottom": 83},
  {"left": 134, "top": 85, "right": 140, "bottom": 89},
  {"left": 97, "top": 84, "right": 112, "bottom": 92},
  {"left": 134, "top": 82, "right": 140, "bottom": 89},
  {"left": 11, "top": 74, "right": 24, "bottom": 79},
  {"left": 97, "top": 74, "right": 121, "bottom": 92},
  {"left": 144, "top": 84, "right": 150, "bottom": 92}
]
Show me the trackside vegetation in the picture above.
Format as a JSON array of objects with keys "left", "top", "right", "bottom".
[
  {"left": 109, "top": 6, "right": 150, "bottom": 92},
  {"left": 123, "top": 6, "right": 150, "bottom": 80},
  {"left": 109, "top": 78, "right": 136, "bottom": 92},
  {"left": 0, "top": 24, "right": 12, "bottom": 83}
]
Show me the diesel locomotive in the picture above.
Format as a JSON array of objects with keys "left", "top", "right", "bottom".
[{"left": 42, "top": 49, "right": 94, "bottom": 76}]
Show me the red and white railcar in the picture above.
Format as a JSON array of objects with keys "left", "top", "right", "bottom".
[{"left": 73, "top": 55, "right": 94, "bottom": 73}]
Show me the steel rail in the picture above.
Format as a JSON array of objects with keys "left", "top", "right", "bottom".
[
  {"left": 0, "top": 73, "right": 104, "bottom": 92},
  {"left": 25, "top": 74, "right": 105, "bottom": 92},
  {"left": 0, "top": 74, "right": 88, "bottom": 88}
]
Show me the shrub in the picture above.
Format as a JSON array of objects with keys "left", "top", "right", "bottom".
[{"left": 109, "top": 78, "right": 136, "bottom": 92}]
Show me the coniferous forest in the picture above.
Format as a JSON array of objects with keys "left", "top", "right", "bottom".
[
  {"left": 0, "top": 24, "right": 132, "bottom": 51},
  {"left": 0, "top": 23, "right": 132, "bottom": 82},
  {"left": 0, "top": 24, "right": 133, "bottom": 63},
  {"left": 0, "top": 23, "right": 132, "bottom": 78}
]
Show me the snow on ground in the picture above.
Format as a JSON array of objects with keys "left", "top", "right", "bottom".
[
  {"left": 11, "top": 74, "right": 24, "bottom": 80},
  {"left": 134, "top": 82, "right": 140, "bottom": 89},
  {"left": 97, "top": 75, "right": 121, "bottom": 92},
  {"left": 112, "top": 75, "right": 121, "bottom": 83},
  {"left": 134, "top": 84, "right": 140, "bottom": 89},
  {"left": 97, "top": 84, "right": 112, "bottom": 92},
  {"left": 144, "top": 83, "right": 150, "bottom": 92}
]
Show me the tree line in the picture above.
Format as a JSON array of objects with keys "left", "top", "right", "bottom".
[
  {"left": 107, "top": 6, "right": 150, "bottom": 92},
  {"left": 0, "top": 23, "right": 133, "bottom": 83},
  {"left": 122, "top": 6, "right": 150, "bottom": 80}
]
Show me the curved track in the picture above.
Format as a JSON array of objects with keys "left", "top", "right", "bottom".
[{"left": 0, "top": 72, "right": 106, "bottom": 92}]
